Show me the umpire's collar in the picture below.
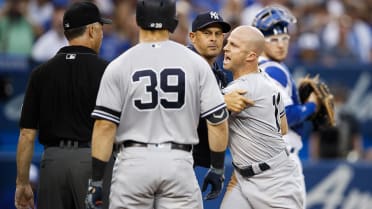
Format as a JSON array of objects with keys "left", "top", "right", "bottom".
[{"left": 57, "top": 45, "right": 97, "bottom": 55}]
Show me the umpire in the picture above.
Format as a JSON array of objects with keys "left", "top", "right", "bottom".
[{"left": 15, "top": 2, "right": 111, "bottom": 209}]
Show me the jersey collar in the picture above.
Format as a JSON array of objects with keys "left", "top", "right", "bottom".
[{"left": 57, "top": 46, "right": 97, "bottom": 55}]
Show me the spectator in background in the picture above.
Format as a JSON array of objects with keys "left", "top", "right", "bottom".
[
  {"left": 344, "top": 2, "right": 372, "bottom": 63},
  {"left": 321, "top": 1, "right": 372, "bottom": 64},
  {"left": 296, "top": 32, "right": 321, "bottom": 65},
  {"left": 0, "top": 0, "right": 35, "bottom": 55},
  {"left": 111, "top": 0, "right": 138, "bottom": 46},
  {"left": 98, "top": 0, "right": 133, "bottom": 61},
  {"left": 31, "top": 3, "right": 68, "bottom": 63},
  {"left": 170, "top": 0, "right": 191, "bottom": 45},
  {"left": 190, "top": 0, "right": 221, "bottom": 17},
  {"left": 27, "top": 0, "right": 54, "bottom": 37},
  {"left": 322, "top": 14, "right": 360, "bottom": 66},
  {"left": 97, "top": 0, "right": 138, "bottom": 61},
  {"left": 0, "top": 0, "right": 6, "bottom": 15},
  {"left": 0, "top": 77, "right": 13, "bottom": 100},
  {"left": 220, "top": 0, "right": 244, "bottom": 30}
]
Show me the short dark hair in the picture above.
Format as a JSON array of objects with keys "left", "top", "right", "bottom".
[{"left": 64, "top": 25, "right": 87, "bottom": 41}]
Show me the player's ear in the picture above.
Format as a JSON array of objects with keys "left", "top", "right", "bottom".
[
  {"left": 245, "top": 51, "right": 257, "bottom": 62},
  {"left": 189, "top": 32, "right": 196, "bottom": 43}
]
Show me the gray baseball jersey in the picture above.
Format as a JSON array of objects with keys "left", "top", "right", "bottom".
[
  {"left": 221, "top": 70, "right": 304, "bottom": 209},
  {"left": 92, "top": 40, "right": 226, "bottom": 209},
  {"left": 222, "top": 70, "right": 286, "bottom": 166},
  {"left": 92, "top": 40, "right": 226, "bottom": 144}
]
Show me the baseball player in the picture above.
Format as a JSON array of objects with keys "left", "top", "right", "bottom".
[
  {"left": 252, "top": 6, "right": 320, "bottom": 207},
  {"left": 85, "top": 0, "right": 229, "bottom": 209},
  {"left": 15, "top": 2, "right": 111, "bottom": 209},
  {"left": 188, "top": 11, "right": 254, "bottom": 172},
  {"left": 220, "top": 25, "right": 304, "bottom": 209}
]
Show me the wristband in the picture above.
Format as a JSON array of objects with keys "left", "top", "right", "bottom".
[
  {"left": 92, "top": 157, "right": 107, "bottom": 181},
  {"left": 210, "top": 150, "right": 225, "bottom": 169}
]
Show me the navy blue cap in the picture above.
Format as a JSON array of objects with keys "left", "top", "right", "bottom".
[
  {"left": 192, "top": 11, "right": 231, "bottom": 33},
  {"left": 63, "top": 1, "right": 112, "bottom": 30}
]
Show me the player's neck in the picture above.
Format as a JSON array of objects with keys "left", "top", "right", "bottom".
[
  {"left": 205, "top": 57, "right": 216, "bottom": 67},
  {"left": 139, "top": 29, "right": 170, "bottom": 43},
  {"left": 233, "top": 64, "right": 259, "bottom": 80}
]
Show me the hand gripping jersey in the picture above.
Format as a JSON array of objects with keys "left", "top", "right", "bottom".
[{"left": 222, "top": 71, "right": 286, "bottom": 165}]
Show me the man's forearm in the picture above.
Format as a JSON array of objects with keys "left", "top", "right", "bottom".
[
  {"left": 207, "top": 120, "right": 228, "bottom": 152},
  {"left": 16, "top": 128, "right": 36, "bottom": 185},
  {"left": 207, "top": 120, "right": 228, "bottom": 169},
  {"left": 92, "top": 120, "right": 117, "bottom": 162}
]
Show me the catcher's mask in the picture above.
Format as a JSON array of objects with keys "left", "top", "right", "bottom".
[
  {"left": 136, "top": 0, "right": 178, "bottom": 33},
  {"left": 252, "top": 5, "right": 296, "bottom": 37}
]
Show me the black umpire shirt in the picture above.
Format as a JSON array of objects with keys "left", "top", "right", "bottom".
[
  {"left": 19, "top": 46, "right": 108, "bottom": 146},
  {"left": 188, "top": 45, "right": 228, "bottom": 168}
]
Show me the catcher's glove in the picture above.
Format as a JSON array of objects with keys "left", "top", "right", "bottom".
[{"left": 298, "top": 75, "right": 336, "bottom": 128}]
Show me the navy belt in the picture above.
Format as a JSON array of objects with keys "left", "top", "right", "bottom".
[
  {"left": 122, "top": 140, "right": 192, "bottom": 152},
  {"left": 44, "top": 140, "right": 90, "bottom": 149},
  {"left": 232, "top": 161, "right": 271, "bottom": 178}
]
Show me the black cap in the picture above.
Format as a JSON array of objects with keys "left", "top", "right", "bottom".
[
  {"left": 63, "top": 1, "right": 112, "bottom": 31},
  {"left": 192, "top": 11, "right": 231, "bottom": 33}
]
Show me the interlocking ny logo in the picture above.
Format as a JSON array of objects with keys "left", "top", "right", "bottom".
[{"left": 209, "top": 11, "right": 219, "bottom": 20}]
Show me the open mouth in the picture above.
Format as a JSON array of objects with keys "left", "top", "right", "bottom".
[{"left": 223, "top": 55, "right": 231, "bottom": 63}]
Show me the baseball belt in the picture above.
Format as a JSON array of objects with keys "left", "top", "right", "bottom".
[
  {"left": 233, "top": 149, "right": 289, "bottom": 178},
  {"left": 44, "top": 139, "right": 91, "bottom": 149},
  {"left": 121, "top": 140, "right": 192, "bottom": 152}
]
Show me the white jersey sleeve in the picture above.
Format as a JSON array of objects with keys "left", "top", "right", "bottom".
[
  {"left": 92, "top": 60, "right": 123, "bottom": 124},
  {"left": 200, "top": 63, "right": 226, "bottom": 118}
]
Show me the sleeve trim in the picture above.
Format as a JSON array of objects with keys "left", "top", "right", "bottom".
[
  {"left": 91, "top": 106, "right": 121, "bottom": 125},
  {"left": 201, "top": 103, "right": 226, "bottom": 118}
]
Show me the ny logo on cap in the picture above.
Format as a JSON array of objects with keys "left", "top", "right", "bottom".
[
  {"left": 64, "top": 23, "right": 70, "bottom": 28},
  {"left": 209, "top": 11, "right": 219, "bottom": 20}
]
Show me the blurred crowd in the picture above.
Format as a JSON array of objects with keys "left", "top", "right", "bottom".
[{"left": 0, "top": 0, "right": 371, "bottom": 65}]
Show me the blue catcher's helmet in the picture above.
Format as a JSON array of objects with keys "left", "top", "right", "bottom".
[{"left": 252, "top": 5, "right": 297, "bottom": 37}]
